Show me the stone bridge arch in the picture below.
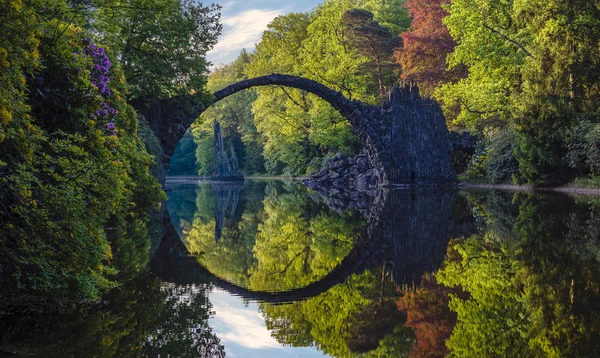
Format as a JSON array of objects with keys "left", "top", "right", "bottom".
[
  {"left": 154, "top": 73, "right": 456, "bottom": 186},
  {"left": 157, "top": 74, "right": 388, "bottom": 183}
]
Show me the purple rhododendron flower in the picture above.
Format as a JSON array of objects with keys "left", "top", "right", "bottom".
[{"left": 86, "top": 40, "right": 115, "bottom": 120}]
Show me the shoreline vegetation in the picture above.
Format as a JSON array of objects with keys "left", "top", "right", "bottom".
[{"left": 0, "top": 0, "right": 221, "bottom": 305}]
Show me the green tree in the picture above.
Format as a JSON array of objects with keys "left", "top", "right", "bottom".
[
  {"left": 245, "top": 13, "right": 317, "bottom": 175},
  {"left": 437, "top": 192, "right": 600, "bottom": 357},
  {"left": 92, "top": 0, "right": 222, "bottom": 100},
  {"left": 435, "top": 0, "right": 600, "bottom": 183},
  {"left": 342, "top": 9, "right": 403, "bottom": 101}
]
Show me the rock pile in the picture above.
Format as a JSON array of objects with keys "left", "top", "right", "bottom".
[
  {"left": 304, "top": 151, "right": 382, "bottom": 216},
  {"left": 304, "top": 151, "right": 378, "bottom": 194}
]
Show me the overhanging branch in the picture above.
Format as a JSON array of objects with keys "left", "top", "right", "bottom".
[{"left": 483, "top": 23, "right": 533, "bottom": 57}]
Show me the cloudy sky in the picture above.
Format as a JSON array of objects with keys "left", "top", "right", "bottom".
[
  {"left": 207, "top": 0, "right": 323, "bottom": 67},
  {"left": 209, "top": 289, "right": 327, "bottom": 357}
]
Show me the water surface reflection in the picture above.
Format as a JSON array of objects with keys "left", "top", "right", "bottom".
[{"left": 1, "top": 181, "right": 600, "bottom": 357}]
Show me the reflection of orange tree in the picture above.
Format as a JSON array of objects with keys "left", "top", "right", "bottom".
[{"left": 396, "top": 273, "right": 463, "bottom": 358}]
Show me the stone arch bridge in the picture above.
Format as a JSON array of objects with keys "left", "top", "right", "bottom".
[{"left": 144, "top": 74, "right": 456, "bottom": 186}]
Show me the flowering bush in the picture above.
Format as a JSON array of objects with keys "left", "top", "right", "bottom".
[
  {"left": 84, "top": 40, "right": 119, "bottom": 135},
  {"left": 0, "top": 10, "right": 164, "bottom": 303}
]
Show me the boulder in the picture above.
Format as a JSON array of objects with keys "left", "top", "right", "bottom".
[{"left": 355, "top": 174, "right": 369, "bottom": 191}]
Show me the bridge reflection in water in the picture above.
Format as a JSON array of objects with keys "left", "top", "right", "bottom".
[{"left": 152, "top": 181, "right": 463, "bottom": 304}]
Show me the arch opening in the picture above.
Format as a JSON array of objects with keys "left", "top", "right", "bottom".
[{"left": 161, "top": 74, "right": 387, "bottom": 184}]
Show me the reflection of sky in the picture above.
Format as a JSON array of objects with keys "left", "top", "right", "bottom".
[
  {"left": 208, "top": 0, "right": 323, "bottom": 67},
  {"left": 209, "top": 289, "right": 328, "bottom": 357}
]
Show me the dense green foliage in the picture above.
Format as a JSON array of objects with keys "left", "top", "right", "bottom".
[
  {"left": 422, "top": 0, "right": 600, "bottom": 184},
  {"left": 0, "top": 0, "right": 219, "bottom": 303}
]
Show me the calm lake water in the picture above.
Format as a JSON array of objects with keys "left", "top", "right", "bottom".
[{"left": 2, "top": 180, "right": 600, "bottom": 357}]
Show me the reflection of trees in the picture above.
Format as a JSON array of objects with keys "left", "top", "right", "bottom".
[
  {"left": 1, "top": 214, "right": 224, "bottom": 357},
  {"left": 178, "top": 184, "right": 459, "bottom": 357},
  {"left": 181, "top": 181, "right": 364, "bottom": 291},
  {"left": 143, "top": 283, "right": 225, "bottom": 358},
  {"left": 259, "top": 270, "right": 414, "bottom": 357},
  {"left": 166, "top": 187, "right": 199, "bottom": 239},
  {"left": 249, "top": 190, "right": 362, "bottom": 292},
  {"left": 0, "top": 275, "right": 224, "bottom": 357},
  {"left": 183, "top": 182, "right": 263, "bottom": 287},
  {"left": 437, "top": 192, "right": 600, "bottom": 357}
]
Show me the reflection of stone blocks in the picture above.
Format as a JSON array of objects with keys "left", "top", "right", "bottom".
[
  {"left": 212, "top": 182, "right": 243, "bottom": 243},
  {"left": 384, "top": 189, "right": 456, "bottom": 287}
]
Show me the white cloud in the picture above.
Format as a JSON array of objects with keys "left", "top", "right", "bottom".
[
  {"left": 208, "top": 8, "right": 284, "bottom": 66},
  {"left": 211, "top": 299, "right": 283, "bottom": 350}
]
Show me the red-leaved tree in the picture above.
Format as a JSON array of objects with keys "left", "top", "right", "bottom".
[{"left": 396, "top": 0, "right": 466, "bottom": 94}]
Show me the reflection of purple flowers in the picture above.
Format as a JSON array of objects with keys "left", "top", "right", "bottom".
[{"left": 85, "top": 41, "right": 118, "bottom": 135}]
